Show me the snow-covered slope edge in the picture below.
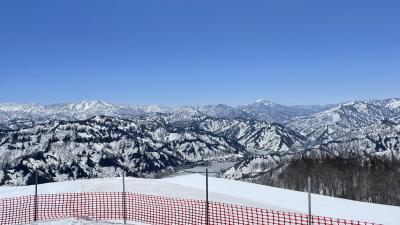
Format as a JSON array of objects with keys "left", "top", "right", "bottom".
[
  {"left": 0, "top": 175, "right": 397, "bottom": 225},
  {"left": 164, "top": 175, "right": 398, "bottom": 225}
]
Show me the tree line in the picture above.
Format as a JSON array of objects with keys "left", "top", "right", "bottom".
[{"left": 253, "top": 155, "right": 400, "bottom": 206}]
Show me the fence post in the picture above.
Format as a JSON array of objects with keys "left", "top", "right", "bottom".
[
  {"left": 308, "top": 177, "right": 312, "bottom": 225},
  {"left": 34, "top": 170, "right": 38, "bottom": 221},
  {"left": 123, "top": 171, "right": 126, "bottom": 224},
  {"left": 206, "top": 168, "right": 209, "bottom": 225}
]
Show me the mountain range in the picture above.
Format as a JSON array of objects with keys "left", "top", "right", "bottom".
[{"left": 0, "top": 98, "right": 400, "bottom": 185}]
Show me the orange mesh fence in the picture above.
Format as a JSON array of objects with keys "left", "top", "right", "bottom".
[{"left": 0, "top": 192, "right": 381, "bottom": 225}]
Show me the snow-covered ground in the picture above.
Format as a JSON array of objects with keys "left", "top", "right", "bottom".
[
  {"left": 164, "top": 175, "right": 400, "bottom": 225},
  {"left": 0, "top": 174, "right": 398, "bottom": 225},
  {"left": 169, "top": 161, "right": 238, "bottom": 178},
  {"left": 27, "top": 218, "right": 148, "bottom": 225}
]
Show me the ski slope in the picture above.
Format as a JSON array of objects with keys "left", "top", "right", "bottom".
[{"left": 0, "top": 174, "right": 398, "bottom": 225}]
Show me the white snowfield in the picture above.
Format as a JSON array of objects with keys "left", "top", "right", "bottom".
[
  {"left": 0, "top": 174, "right": 398, "bottom": 225},
  {"left": 27, "top": 218, "right": 148, "bottom": 225}
]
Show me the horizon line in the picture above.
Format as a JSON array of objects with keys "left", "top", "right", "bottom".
[{"left": 1, "top": 97, "right": 400, "bottom": 108}]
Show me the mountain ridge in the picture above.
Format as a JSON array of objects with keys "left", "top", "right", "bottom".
[{"left": 1, "top": 98, "right": 400, "bottom": 189}]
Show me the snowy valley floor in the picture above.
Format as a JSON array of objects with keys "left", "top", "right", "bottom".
[{"left": 0, "top": 174, "right": 398, "bottom": 225}]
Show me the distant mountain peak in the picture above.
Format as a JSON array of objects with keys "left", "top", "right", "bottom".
[
  {"left": 254, "top": 99, "right": 277, "bottom": 106},
  {"left": 342, "top": 101, "right": 357, "bottom": 106},
  {"left": 386, "top": 98, "right": 400, "bottom": 109},
  {"left": 66, "top": 100, "right": 113, "bottom": 111}
]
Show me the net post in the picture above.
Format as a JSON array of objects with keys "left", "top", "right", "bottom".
[
  {"left": 206, "top": 168, "right": 209, "bottom": 225},
  {"left": 308, "top": 176, "right": 312, "bottom": 225},
  {"left": 123, "top": 170, "right": 126, "bottom": 224},
  {"left": 34, "top": 170, "right": 38, "bottom": 222}
]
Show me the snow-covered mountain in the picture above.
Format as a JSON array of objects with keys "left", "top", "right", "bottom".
[
  {"left": 2, "top": 99, "right": 400, "bottom": 131},
  {"left": 319, "top": 116, "right": 400, "bottom": 156},
  {"left": 1, "top": 98, "right": 400, "bottom": 187},
  {"left": 197, "top": 117, "right": 306, "bottom": 154},
  {"left": 219, "top": 99, "right": 400, "bottom": 182},
  {"left": 178, "top": 104, "right": 250, "bottom": 120},
  {"left": 0, "top": 99, "right": 329, "bottom": 130},
  {"left": 223, "top": 116, "right": 400, "bottom": 180},
  {"left": 0, "top": 115, "right": 306, "bottom": 185},
  {"left": 0, "top": 101, "right": 172, "bottom": 130},
  {"left": 238, "top": 99, "right": 330, "bottom": 122},
  {"left": 286, "top": 99, "right": 400, "bottom": 140}
]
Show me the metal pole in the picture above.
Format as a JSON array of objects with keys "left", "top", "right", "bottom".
[
  {"left": 206, "top": 168, "right": 209, "bottom": 225},
  {"left": 123, "top": 171, "right": 126, "bottom": 224},
  {"left": 34, "top": 170, "right": 38, "bottom": 221},
  {"left": 308, "top": 177, "right": 312, "bottom": 225}
]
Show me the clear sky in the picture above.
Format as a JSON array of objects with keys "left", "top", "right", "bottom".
[{"left": 1, "top": 0, "right": 399, "bottom": 106}]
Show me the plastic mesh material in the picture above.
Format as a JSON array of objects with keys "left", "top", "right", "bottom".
[{"left": 0, "top": 192, "right": 381, "bottom": 225}]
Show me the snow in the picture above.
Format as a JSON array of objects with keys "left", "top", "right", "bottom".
[
  {"left": 27, "top": 218, "right": 148, "bottom": 225},
  {"left": 0, "top": 176, "right": 275, "bottom": 210},
  {"left": 67, "top": 101, "right": 110, "bottom": 111},
  {"left": 387, "top": 99, "right": 400, "bottom": 109},
  {"left": 252, "top": 99, "right": 279, "bottom": 108},
  {"left": 354, "top": 102, "right": 368, "bottom": 113},
  {"left": 171, "top": 161, "right": 238, "bottom": 178},
  {"left": 255, "top": 99, "right": 275, "bottom": 105},
  {"left": 0, "top": 175, "right": 398, "bottom": 225},
  {"left": 164, "top": 175, "right": 399, "bottom": 225}
]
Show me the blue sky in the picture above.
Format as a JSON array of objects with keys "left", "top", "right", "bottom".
[{"left": 0, "top": 0, "right": 399, "bottom": 106}]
